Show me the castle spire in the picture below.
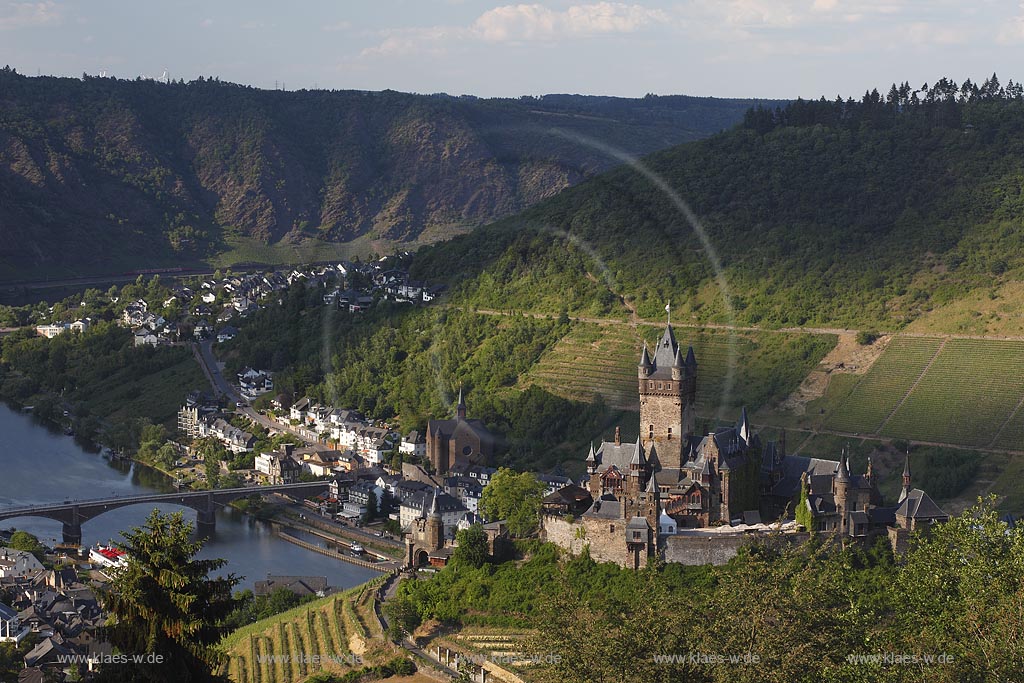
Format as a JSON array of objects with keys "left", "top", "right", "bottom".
[
  {"left": 629, "top": 438, "right": 647, "bottom": 475},
  {"left": 737, "top": 407, "right": 750, "bottom": 445},
  {"left": 428, "top": 487, "right": 441, "bottom": 519},
  {"left": 900, "top": 451, "right": 912, "bottom": 502},
  {"left": 835, "top": 446, "right": 850, "bottom": 482},
  {"left": 639, "top": 343, "right": 653, "bottom": 371}
]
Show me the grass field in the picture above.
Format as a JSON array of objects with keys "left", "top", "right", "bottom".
[
  {"left": 881, "top": 339, "right": 1024, "bottom": 447},
  {"left": 823, "top": 337, "right": 944, "bottom": 435}
]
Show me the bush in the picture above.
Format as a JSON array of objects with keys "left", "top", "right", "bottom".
[{"left": 856, "top": 330, "right": 879, "bottom": 345}]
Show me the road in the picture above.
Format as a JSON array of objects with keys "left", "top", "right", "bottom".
[{"left": 193, "top": 340, "right": 330, "bottom": 450}]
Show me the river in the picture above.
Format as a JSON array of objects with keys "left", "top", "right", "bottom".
[{"left": 0, "top": 404, "right": 377, "bottom": 590}]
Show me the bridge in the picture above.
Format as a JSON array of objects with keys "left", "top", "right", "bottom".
[{"left": 0, "top": 482, "right": 329, "bottom": 545}]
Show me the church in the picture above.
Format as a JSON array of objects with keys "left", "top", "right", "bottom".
[
  {"left": 425, "top": 388, "right": 494, "bottom": 475},
  {"left": 543, "top": 321, "right": 949, "bottom": 568}
]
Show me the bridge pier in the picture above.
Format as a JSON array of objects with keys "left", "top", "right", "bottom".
[
  {"left": 62, "top": 522, "right": 82, "bottom": 546},
  {"left": 196, "top": 508, "right": 216, "bottom": 538}
]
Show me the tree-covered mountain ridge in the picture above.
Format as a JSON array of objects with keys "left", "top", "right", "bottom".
[
  {"left": 0, "top": 67, "right": 779, "bottom": 277},
  {"left": 412, "top": 74, "right": 1024, "bottom": 332}
]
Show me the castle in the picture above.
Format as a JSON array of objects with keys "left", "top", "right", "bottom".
[{"left": 543, "top": 321, "right": 949, "bottom": 568}]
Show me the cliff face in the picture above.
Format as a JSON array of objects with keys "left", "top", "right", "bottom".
[{"left": 0, "top": 70, "right": 776, "bottom": 275}]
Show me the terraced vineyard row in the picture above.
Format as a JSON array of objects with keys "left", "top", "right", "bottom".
[
  {"left": 882, "top": 339, "right": 1024, "bottom": 447},
  {"left": 223, "top": 578, "right": 387, "bottom": 683},
  {"left": 824, "top": 337, "right": 944, "bottom": 434},
  {"left": 524, "top": 324, "right": 641, "bottom": 410}
]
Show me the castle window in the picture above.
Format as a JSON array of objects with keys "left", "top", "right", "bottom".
[
  {"left": 609, "top": 524, "right": 615, "bottom": 533},
  {"left": 667, "top": 428, "right": 672, "bottom": 441},
  {"left": 649, "top": 425, "right": 654, "bottom": 439},
  {"left": 657, "top": 383, "right": 663, "bottom": 390}
]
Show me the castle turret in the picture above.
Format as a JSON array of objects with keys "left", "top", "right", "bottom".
[
  {"left": 638, "top": 343, "right": 653, "bottom": 378},
  {"left": 672, "top": 346, "right": 685, "bottom": 381},
  {"left": 426, "top": 487, "right": 444, "bottom": 551},
  {"left": 585, "top": 442, "right": 597, "bottom": 475},
  {"left": 737, "top": 406, "right": 751, "bottom": 445},
  {"left": 899, "top": 452, "right": 912, "bottom": 503},
  {"left": 834, "top": 448, "right": 850, "bottom": 535}
]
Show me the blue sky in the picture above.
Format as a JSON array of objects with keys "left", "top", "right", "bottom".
[{"left": 1, "top": 1, "right": 1020, "bottom": 99}]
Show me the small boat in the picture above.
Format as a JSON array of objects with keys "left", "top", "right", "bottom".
[{"left": 349, "top": 543, "right": 364, "bottom": 554}]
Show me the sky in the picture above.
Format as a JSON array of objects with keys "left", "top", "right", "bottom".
[{"left": 1, "top": 1, "right": 1021, "bottom": 100}]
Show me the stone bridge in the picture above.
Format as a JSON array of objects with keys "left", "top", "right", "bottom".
[{"left": 0, "top": 482, "right": 328, "bottom": 545}]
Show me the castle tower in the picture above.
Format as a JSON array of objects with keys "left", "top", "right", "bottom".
[
  {"left": 426, "top": 488, "right": 444, "bottom": 551},
  {"left": 899, "top": 452, "right": 912, "bottom": 503},
  {"left": 834, "top": 448, "right": 851, "bottom": 535},
  {"left": 638, "top": 322, "right": 697, "bottom": 471}
]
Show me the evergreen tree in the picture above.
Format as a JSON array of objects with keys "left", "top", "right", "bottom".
[{"left": 94, "top": 510, "right": 240, "bottom": 682}]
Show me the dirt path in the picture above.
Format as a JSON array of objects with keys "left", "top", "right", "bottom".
[{"left": 779, "top": 333, "right": 891, "bottom": 415}]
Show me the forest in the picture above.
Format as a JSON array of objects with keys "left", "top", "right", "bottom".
[
  {"left": 392, "top": 498, "right": 1023, "bottom": 683},
  {"left": 410, "top": 75, "right": 1024, "bottom": 330}
]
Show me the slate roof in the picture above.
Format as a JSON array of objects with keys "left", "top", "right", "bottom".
[{"left": 896, "top": 489, "right": 948, "bottom": 520}]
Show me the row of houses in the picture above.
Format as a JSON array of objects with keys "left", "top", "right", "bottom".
[
  {"left": 178, "top": 404, "right": 255, "bottom": 454},
  {"left": 34, "top": 318, "right": 92, "bottom": 339},
  {"left": 1, "top": 565, "right": 110, "bottom": 681}
]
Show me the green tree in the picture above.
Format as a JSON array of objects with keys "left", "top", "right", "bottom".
[
  {"left": 8, "top": 530, "right": 46, "bottom": 559},
  {"left": 94, "top": 510, "right": 239, "bottom": 683},
  {"left": 453, "top": 523, "right": 489, "bottom": 568},
  {"left": 478, "top": 468, "right": 545, "bottom": 537}
]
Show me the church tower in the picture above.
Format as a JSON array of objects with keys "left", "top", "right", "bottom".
[{"left": 638, "top": 321, "right": 697, "bottom": 471}]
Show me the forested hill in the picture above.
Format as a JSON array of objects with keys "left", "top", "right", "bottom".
[
  {"left": 412, "top": 75, "right": 1024, "bottom": 330},
  {"left": 0, "top": 67, "right": 777, "bottom": 277}
]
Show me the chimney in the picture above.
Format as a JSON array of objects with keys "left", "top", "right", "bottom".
[{"left": 614, "top": 426, "right": 621, "bottom": 446}]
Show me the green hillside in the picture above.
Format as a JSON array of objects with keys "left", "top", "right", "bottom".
[
  {"left": 412, "top": 76, "right": 1024, "bottom": 331},
  {"left": 0, "top": 67, "right": 778, "bottom": 278}
]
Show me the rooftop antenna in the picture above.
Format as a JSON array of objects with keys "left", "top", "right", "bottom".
[{"left": 665, "top": 300, "right": 671, "bottom": 326}]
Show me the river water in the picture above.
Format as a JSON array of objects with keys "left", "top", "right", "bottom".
[{"left": 0, "top": 404, "right": 377, "bottom": 590}]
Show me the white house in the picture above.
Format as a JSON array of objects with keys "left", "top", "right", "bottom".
[
  {"left": 0, "top": 548, "right": 44, "bottom": 579},
  {"left": 399, "top": 488, "right": 468, "bottom": 538},
  {"left": 0, "top": 603, "right": 26, "bottom": 643},
  {"left": 399, "top": 430, "right": 426, "bottom": 458}
]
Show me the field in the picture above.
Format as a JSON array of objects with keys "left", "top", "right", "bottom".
[
  {"left": 881, "top": 339, "right": 1024, "bottom": 447},
  {"left": 523, "top": 322, "right": 835, "bottom": 419},
  {"left": 222, "top": 578, "right": 392, "bottom": 683},
  {"left": 823, "top": 337, "right": 944, "bottom": 434}
]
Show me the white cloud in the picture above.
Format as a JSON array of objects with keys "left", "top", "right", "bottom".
[
  {"left": 998, "top": 2, "right": 1024, "bottom": 44},
  {"left": 472, "top": 3, "right": 668, "bottom": 42},
  {"left": 362, "top": 2, "right": 668, "bottom": 57},
  {"left": 0, "top": 0, "right": 60, "bottom": 31}
]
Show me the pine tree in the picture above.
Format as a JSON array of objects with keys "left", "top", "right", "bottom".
[{"left": 94, "top": 510, "right": 240, "bottom": 682}]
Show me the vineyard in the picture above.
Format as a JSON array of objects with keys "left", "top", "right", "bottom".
[
  {"left": 524, "top": 322, "right": 835, "bottom": 418},
  {"left": 221, "top": 577, "right": 391, "bottom": 683},
  {"left": 823, "top": 337, "right": 945, "bottom": 434},
  {"left": 882, "top": 339, "right": 1024, "bottom": 447}
]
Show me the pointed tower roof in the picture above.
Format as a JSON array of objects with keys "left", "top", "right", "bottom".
[
  {"left": 652, "top": 324, "right": 679, "bottom": 369},
  {"left": 673, "top": 345, "right": 685, "bottom": 368},
  {"left": 455, "top": 385, "right": 467, "bottom": 419},
  {"left": 835, "top": 448, "right": 851, "bottom": 482},
  {"left": 737, "top": 407, "right": 751, "bottom": 445},
  {"left": 629, "top": 438, "right": 647, "bottom": 473},
  {"left": 428, "top": 487, "right": 441, "bottom": 519},
  {"left": 684, "top": 345, "right": 697, "bottom": 367},
  {"left": 638, "top": 343, "right": 653, "bottom": 369},
  {"left": 902, "top": 451, "right": 911, "bottom": 478},
  {"left": 646, "top": 470, "right": 659, "bottom": 494},
  {"left": 585, "top": 442, "right": 596, "bottom": 463}
]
